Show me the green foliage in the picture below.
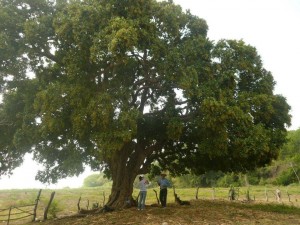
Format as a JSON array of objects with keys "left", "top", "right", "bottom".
[
  {"left": 246, "top": 172, "right": 260, "bottom": 185},
  {"left": 48, "top": 200, "right": 62, "bottom": 219},
  {"left": 148, "top": 164, "right": 162, "bottom": 180},
  {"left": 216, "top": 173, "right": 242, "bottom": 188},
  {"left": 254, "top": 128, "right": 300, "bottom": 186},
  {"left": 164, "top": 171, "right": 264, "bottom": 188},
  {"left": 280, "top": 129, "right": 300, "bottom": 160},
  {"left": 275, "top": 169, "right": 296, "bottom": 186},
  {"left": 83, "top": 173, "right": 110, "bottom": 187},
  {"left": 198, "top": 171, "right": 225, "bottom": 187},
  {"left": 0, "top": 0, "right": 291, "bottom": 207}
]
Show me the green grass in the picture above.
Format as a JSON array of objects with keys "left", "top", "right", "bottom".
[
  {"left": 243, "top": 203, "right": 300, "bottom": 215},
  {"left": 0, "top": 185, "right": 300, "bottom": 224}
]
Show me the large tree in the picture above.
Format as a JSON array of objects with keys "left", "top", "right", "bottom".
[{"left": 0, "top": 0, "right": 291, "bottom": 208}]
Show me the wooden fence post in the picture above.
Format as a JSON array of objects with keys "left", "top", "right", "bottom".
[
  {"left": 44, "top": 191, "right": 55, "bottom": 220},
  {"left": 212, "top": 188, "right": 215, "bottom": 200},
  {"left": 32, "top": 189, "right": 42, "bottom": 222},
  {"left": 86, "top": 199, "right": 89, "bottom": 210},
  {"left": 195, "top": 186, "right": 200, "bottom": 200},
  {"left": 247, "top": 189, "right": 251, "bottom": 201},
  {"left": 265, "top": 186, "right": 268, "bottom": 202},
  {"left": 102, "top": 191, "right": 106, "bottom": 207},
  {"left": 275, "top": 188, "right": 281, "bottom": 203},
  {"left": 286, "top": 190, "right": 291, "bottom": 202},
  {"left": 228, "top": 186, "right": 235, "bottom": 201},
  {"left": 77, "top": 196, "right": 81, "bottom": 211},
  {"left": 7, "top": 207, "right": 12, "bottom": 225}
]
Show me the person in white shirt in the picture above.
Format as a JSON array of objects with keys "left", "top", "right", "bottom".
[{"left": 138, "top": 175, "right": 149, "bottom": 210}]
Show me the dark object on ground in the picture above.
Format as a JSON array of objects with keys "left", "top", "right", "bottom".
[
  {"left": 174, "top": 193, "right": 191, "bottom": 205},
  {"left": 173, "top": 186, "right": 190, "bottom": 205}
]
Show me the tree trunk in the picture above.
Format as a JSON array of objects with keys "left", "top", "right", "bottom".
[
  {"left": 106, "top": 168, "right": 137, "bottom": 209},
  {"left": 104, "top": 142, "right": 161, "bottom": 209},
  {"left": 105, "top": 145, "right": 140, "bottom": 209}
]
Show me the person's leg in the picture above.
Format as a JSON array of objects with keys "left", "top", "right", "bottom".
[
  {"left": 138, "top": 191, "right": 142, "bottom": 210},
  {"left": 161, "top": 189, "right": 167, "bottom": 207},
  {"left": 159, "top": 189, "right": 163, "bottom": 206},
  {"left": 141, "top": 191, "right": 147, "bottom": 209},
  {"left": 165, "top": 189, "right": 168, "bottom": 207}
]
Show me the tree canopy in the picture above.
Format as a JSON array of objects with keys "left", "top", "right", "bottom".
[{"left": 0, "top": 0, "right": 291, "bottom": 208}]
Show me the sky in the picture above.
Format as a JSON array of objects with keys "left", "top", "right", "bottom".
[{"left": 0, "top": 0, "right": 300, "bottom": 190}]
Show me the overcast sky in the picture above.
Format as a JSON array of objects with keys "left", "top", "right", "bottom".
[{"left": 1, "top": 0, "right": 299, "bottom": 189}]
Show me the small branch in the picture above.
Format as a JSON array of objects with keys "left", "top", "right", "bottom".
[{"left": 153, "top": 189, "right": 160, "bottom": 204}]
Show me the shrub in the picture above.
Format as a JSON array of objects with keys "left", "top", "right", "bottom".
[
  {"left": 48, "top": 200, "right": 62, "bottom": 219},
  {"left": 216, "top": 172, "right": 242, "bottom": 187},
  {"left": 275, "top": 169, "right": 297, "bottom": 186}
]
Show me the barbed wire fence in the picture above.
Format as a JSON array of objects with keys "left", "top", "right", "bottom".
[{"left": 0, "top": 189, "right": 41, "bottom": 225}]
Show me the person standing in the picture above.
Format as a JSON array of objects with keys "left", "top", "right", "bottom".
[
  {"left": 138, "top": 175, "right": 149, "bottom": 210},
  {"left": 157, "top": 173, "right": 171, "bottom": 208}
]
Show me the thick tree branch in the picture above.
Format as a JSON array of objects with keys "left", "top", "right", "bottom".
[
  {"left": 128, "top": 141, "right": 164, "bottom": 174},
  {"left": 41, "top": 51, "right": 58, "bottom": 64}
]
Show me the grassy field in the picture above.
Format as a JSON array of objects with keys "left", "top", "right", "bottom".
[{"left": 1, "top": 185, "right": 300, "bottom": 224}]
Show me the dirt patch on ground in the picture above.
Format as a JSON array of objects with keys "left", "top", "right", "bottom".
[{"left": 27, "top": 200, "right": 300, "bottom": 225}]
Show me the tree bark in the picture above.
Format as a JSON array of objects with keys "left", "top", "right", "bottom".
[
  {"left": 105, "top": 144, "right": 140, "bottom": 208},
  {"left": 106, "top": 171, "right": 136, "bottom": 209},
  {"left": 105, "top": 142, "right": 161, "bottom": 209}
]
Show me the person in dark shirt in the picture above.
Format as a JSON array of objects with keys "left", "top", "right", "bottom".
[{"left": 157, "top": 173, "right": 171, "bottom": 208}]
